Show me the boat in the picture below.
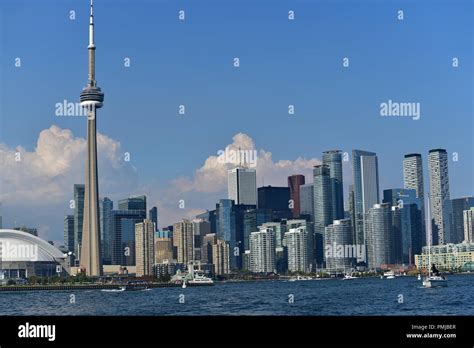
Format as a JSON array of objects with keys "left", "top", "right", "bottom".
[
  {"left": 417, "top": 274, "right": 421, "bottom": 281},
  {"left": 423, "top": 264, "right": 448, "bottom": 288},
  {"left": 423, "top": 275, "right": 448, "bottom": 288},
  {"left": 299, "top": 275, "right": 313, "bottom": 280},
  {"left": 383, "top": 270, "right": 395, "bottom": 279},
  {"left": 342, "top": 274, "right": 358, "bottom": 280},
  {"left": 188, "top": 272, "right": 213, "bottom": 285},
  {"left": 422, "top": 195, "right": 448, "bottom": 288},
  {"left": 120, "top": 280, "right": 149, "bottom": 291},
  {"left": 289, "top": 275, "right": 314, "bottom": 281},
  {"left": 171, "top": 268, "right": 214, "bottom": 286}
]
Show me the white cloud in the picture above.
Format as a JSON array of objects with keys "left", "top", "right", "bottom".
[
  {"left": 149, "top": 133, "right": 321, "bottom": 227},
  {"left": 1, "top": 128, "right": 322, "bottom": 239},
  {"left": 0, "top": 125, "right": 137, "bottom": 242},
  {"left": 171, "top": 132, "right": 320, "bottom": 194},
  {"left": 0, "top": 125, "right": 136, "bottom": 205}
]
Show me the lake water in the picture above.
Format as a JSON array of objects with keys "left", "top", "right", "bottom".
[{"left": 1, "top": 275, "right": 472, "bottom": 316}]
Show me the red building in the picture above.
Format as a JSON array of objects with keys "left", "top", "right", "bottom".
[{"left": 288, "top": 174, "right": 305, "bottom": 218}]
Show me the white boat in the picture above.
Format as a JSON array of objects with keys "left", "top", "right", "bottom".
[
  {"left": 417, "top": 274, "right": 421, "bottom": 280},
  {"left": 289, "top": 275, "right": 314, "bottom": 281},
  {"left": 188, "top": 272, "right": 213, "bottom": 285},
  {"left": 171, "top": 267, "right": 213, "bottom": 286},
  {"left": 299, "top": 275, "right": 313, "bottom": 281},
  {"left": 423, "top": 275, "right": 448, "bottom": 288},
  {"left": 289, "top": 275, "right": 314, "bottom": 282},
  {"left": 342, "top": 274, "right": 358, "bottom": 280},
  {"left": 383, "top": 270, "right": 395, "bottom": 279}
]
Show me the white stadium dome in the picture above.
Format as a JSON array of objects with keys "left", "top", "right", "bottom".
[{"left": 0, "top": 229, "right": 69, "bottom": 279}]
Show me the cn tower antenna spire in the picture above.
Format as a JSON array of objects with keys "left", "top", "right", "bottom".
[
  {"left": 87, "top": 0, "right": 97, "bottom": 86},
  {"left": 89, "top": 0, "right": 95, "bottom": 49}
]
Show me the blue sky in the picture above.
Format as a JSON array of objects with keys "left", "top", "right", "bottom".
[{"left": 0, "top": 0, "right": 472, "bottom": 243}]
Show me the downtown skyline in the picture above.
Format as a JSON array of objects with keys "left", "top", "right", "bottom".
[{"left": 0, "top": 0, "right": 472, "bottom": 245}]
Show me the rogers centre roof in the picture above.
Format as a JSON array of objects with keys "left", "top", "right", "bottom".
[{"left": 0, "top": 229, "right": 67, "bottom": 263}]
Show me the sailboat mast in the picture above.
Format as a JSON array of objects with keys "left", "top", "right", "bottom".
[{"left": 426, "top": 194, "right": 431, "bottom": 277}]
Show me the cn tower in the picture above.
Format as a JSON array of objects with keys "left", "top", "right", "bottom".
[{"left": 79, "top": 0, "right": 104, "bottom": 276}]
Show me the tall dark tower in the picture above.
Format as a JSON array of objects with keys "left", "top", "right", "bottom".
[
  {"left": 80, "top": 0, "right": 104, "bottom": 276},
  {"left": 288, "top": 174, "right": 305, "bottom": 218}
]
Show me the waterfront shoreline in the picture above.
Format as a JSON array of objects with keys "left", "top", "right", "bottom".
[
  {"left": 0, "top": 282, "right": 213, "bottom": 292},
  {"left": 2, "top": 272, "right": 472, "bottom": 292}
]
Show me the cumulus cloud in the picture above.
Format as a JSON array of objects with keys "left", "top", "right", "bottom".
[
  {"left": 1, "top": 128, "right": 323, "bottom": 239},
  {"left": 0, "top": 125, "right": 137, "bottom": 242},
  {"left": 0, "top": 125, "right": 136, "bottom": 205},
  {"left": 148, "top": 133, "right": 321, "bottom": 227},
  {"left": 170, "top": 132, "right": 320, "bottom": 195}
]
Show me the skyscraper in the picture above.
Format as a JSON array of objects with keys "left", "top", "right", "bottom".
[
  {"left": 212, "top": 239, "right": 230, "bottom": 275},
  {"left": 288, "top": 174, "right": 305, "bottom": 218},
  {"left": 155, "top": 237, "right": 173, "bottom": 263},
  {"left": 111, "top": 209, "right": 146, "bottom": 265},
  {"left": 173, "top": 220, "right": 194, "bottom": 264},
  {"left": 202, "top": 233, "right": 218, "bottom": 264},
  {"left": 192, "top": 219, "right": 211, "bottom": 261},
  {"left": 365, "top": 203, "right": 392, "bottom": 268},
  {"left": 73, "top": 184, "right": 85, "bottom": 260},
  {"left": 352, "top": 150, "right": 380, "bottom": 246},
  {"left": 464, "top": 208, "right": 474, "bottom": 243},
  {"left": 257, "top": 185, "right": 292, "bottom": 220},
  {"left": 243, "top": 209, "right": 273, "bottom": 251},
  {"left": 118, "top": 195, "right": 147, "bottom": 212},
  {"left": 196, "top": 210, "right": 217, "bottom": 233},
  {"left": 64, "top": 215, "right": 75, "bottom": 253},
  {"left": 325, "top": 219, "right": 355, "bottom": 272},
  {"left": 135, "top": 219, "right": 155, "bottom": 277},
  {"left": 348, "top": 185, "right": 356, "bottom": 243},
  {"left": 390, "top": 206, "right": 403, "bottom": 264},
  {"left": 403, "top": 153, "right": 425, "bottom": 239},
  {"left": 383, "top": 188, "right": 423, "bottom": 264},
  {"left": 285, "top": 226, "right": 309, "bottom": 272},
  {"left": 80, "top": 0, "right": 104, "bottom": 276},
  {"left": 286, "top": 220, "right": 313, "bottom": 269},
  {"left": 215, "top": 199, "right": 255, "bottom": 270},
  {"left": 228, "top": 167, "right": 257, "bottom": 205},
  {"left": 323, "top": 150, "right": 344, "bottom": 220},
  {"left": 99, "top": 197, "right": 113, "bottom": 265},
  {"left": 149, "top": 206, "right": 158, "bottom": 231},
  {"left": 428, "top": 149, "right": 450, "bottom": 245},
  {"left": 216, "top": 199, "right": 236, "bottom": 265},
  {"left": 383, "top": 188, "right": 421, "bottom": 208},
  {"left": 444, "top": 197, "right": 474, "bottom": 244},
  {"left": 249, "top": 228, "right": 276, "bottom": 273},
  {"left": 299, "top": 183, "right": 314, "bottom": 221},
  {"left": 313, "top": 164, "right": 332, "bottom": 265}
]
